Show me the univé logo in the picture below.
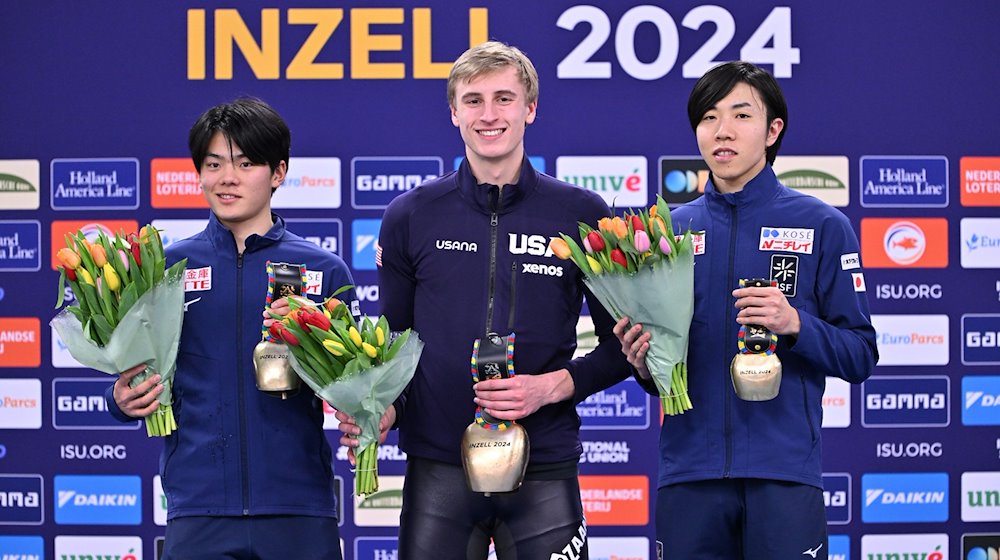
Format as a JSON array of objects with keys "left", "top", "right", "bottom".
[
  {"left": 861, "top": 533, "right": 947, "bottom": 560},
  {"left": 861, "top": 217, "right": 947, "bottom": 268}
]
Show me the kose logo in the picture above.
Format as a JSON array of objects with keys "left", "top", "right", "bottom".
[{"left": 875, "top": 283, "right": 942, "bottom": 300}]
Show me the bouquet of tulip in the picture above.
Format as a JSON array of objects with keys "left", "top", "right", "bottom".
[
  {"left": 51, "top": 225, "right": 187, "bottom": 435},
  {"left": 551, "top": 196, "right": 695, "bottom": 415},
  {"left": 268, "top": 290, "right": 423, "bottom": 498}
]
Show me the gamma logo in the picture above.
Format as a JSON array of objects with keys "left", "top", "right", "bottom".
[
  {"left": 861, "top": 218, "right": 948, "bottom": 268},
  {"left": 861, "top": 472, "right": 948, "bottom": 523},
  {"left": 53, "top": 378, "right": 141, "bottom": 430},
  {"left": 862, "top": 376, "right": 949, "bottom": 428},
  {"left": 962, "top": 314, "right": 1000, "bottom": 365},
  {"left": 351, "top": 157, "right": 441, "bottom": 209},
  {"left": 0, "top": 474, "right": 43, "bottom": 525},
  {"left": 823, "top": 473, "right": 851, "bottom": 525},
  {"left": 286, "top": 218, "right": 343, "bottom": 255},
  {"left": 963, "top": 375, "right": 1000, "bottom": 425},
  {"left": 54, "top": 474, "right": 141, "bottom": 525}
]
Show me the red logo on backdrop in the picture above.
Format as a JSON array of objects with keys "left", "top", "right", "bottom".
[
  {"left": 51, "top": 220, "right": 139, "bottom": 269},
  {"left": 860, "top": 218, "right": 948, "bottom": 268}
]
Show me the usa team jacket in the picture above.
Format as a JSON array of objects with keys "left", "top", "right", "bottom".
[
  {"left": 645, "top": 166, "right": 878, "bottom": 490},
  {"left": 378, "top": 158, "right": 631, "bottom": 470},
  {"left": 106, "top": 213, "right": 357, "bottom": 520}
]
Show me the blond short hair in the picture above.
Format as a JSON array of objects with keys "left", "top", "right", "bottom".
[{"left": 447, "top": 41, "right": 539, "bottom": 108}]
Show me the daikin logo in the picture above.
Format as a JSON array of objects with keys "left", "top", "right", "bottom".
[
  {"left": 861, "top": 472, "right": 948, "bottom": 522},
  {"left": 54, "top": 475, "right": 141, "bottom": 525},
  {"left": 963, "top": 376, "right": 1000, "bottom": 425}
]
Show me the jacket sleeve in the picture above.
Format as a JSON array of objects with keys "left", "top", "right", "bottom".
[
  {"left": 787, "top": 212, "right": 878, "bottom": 384},
  {"left": 378, "top": 198, "right": 417, "bottom": 425}
]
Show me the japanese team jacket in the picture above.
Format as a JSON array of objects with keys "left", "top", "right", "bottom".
[
  {"left": 106, "top": 213, "right": 357, "bottom": 520},
  {"left": 378, "top": 158, "right": 632, "bottom": 470},
  {"left": 645, "top": 166, "right": 877, "bottom": 490}
]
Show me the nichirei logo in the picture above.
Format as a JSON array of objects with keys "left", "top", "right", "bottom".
[
  {"left": 0, "top": 159, "right": 41, "bottom": 210},
  {"left": 50, "top": 220, "right": 138, "bottom": 269},
  {"left": 578, "top": 475, "right": 649, "bottom": 526},
  {"left": 0, "top": 319, "right": 41, "bottom": 369},
  {"left": 961, "top": 156, "right": 1000, "bottom": 206},
  {"left": 861, "top": 218, "right": 947, "bottom": 268},
  {"left": 150, "top": 158, "right": 207, "bottom": 209}
]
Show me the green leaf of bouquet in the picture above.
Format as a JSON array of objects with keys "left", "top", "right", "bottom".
[
  {"left": 55, "top": 269, "right": 67, "bottom": 309},
  {"left": 559, "top": 233, "right": 590, "bottom": 275},
  {"left": 384, "top": 329, "right": 410, "bottom": 361},
  {"left": 331, "top": 284, "right": 354, "bottom": 298},
  {"left": 92, "top": 314, "right": 114, "bottom": 345},
  {"left": 67, "top": 305, "right": 86, "bottom": 324},
  {"left": 343, "top": 358, "right": 361, "bottom": 379},
  {"left": 140, "top": 242, "right": 155, "bottom": 287},
  {"left": 118, "top": 282, "right": 139, "bottom": 318},
  {"left": 153, "top": 256, "right": 166, "bottom": 286}
]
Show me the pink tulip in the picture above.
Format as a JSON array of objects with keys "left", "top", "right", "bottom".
[
  {"left": 659, "top": 236, "right": 672, "bottom": 255},
  {"left": 634, "top": 230, "right": 650, "bottom": 253}
]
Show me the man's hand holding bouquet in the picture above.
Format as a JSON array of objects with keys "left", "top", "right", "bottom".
[
  {"left": 550, "top": 196, "right": 696, "bottom": 415},
  {"left": 51, "top": 225, "right": 187, "bottom": 435},
  {"left": 267, "top": 289, "right": 422, "bottom": 498}
]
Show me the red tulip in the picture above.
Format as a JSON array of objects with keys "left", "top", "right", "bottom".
[
  {"left": 610, "top": 248, "right": 628, "bottom": 269},
  {"left": 630, "top": 214, "right": 645, "bottom": 232},
  {"left": 586, "top": 231, "right": 605, "bottom": 253}
]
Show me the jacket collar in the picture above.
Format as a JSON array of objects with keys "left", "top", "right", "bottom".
[
  {"left": 704, "top": 165, "right": 781, "bottom": 209},
  {"left": 205, "top": 212, "right": 286, "bottom": 253},
  {"left": 457, "top": 155, "right": 538, "bottom": 215}
]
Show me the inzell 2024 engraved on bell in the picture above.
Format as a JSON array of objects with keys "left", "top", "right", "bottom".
[
  {"left": 730, "top": 352, "right": 782, "bottom": 401},
  {"left": 461, "top": 421, "right": 529, "bottom": 495},
  {"left": 253, "top": 339, "right": 300, "bottom": 398}
]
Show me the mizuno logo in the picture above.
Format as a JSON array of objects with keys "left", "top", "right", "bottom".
[
  {"left": 183, "top": 297, "right": 202, "bottom": 311},
  {"left": 802, "top": 544, "right": 823, "bottom": 558}
]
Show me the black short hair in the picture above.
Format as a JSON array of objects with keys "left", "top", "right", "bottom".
[
  {"left": 188, "top": 97, "right": 290, "bottom": 174},
  {"left": 687, "top": 61, "right": 788, "bottom": 165}
]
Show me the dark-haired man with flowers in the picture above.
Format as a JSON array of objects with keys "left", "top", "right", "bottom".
[
  {"left": 336, "top": 41, "right": 631, "bottom": 559},
  {"left": 615, "top": 61, "right": 877, "bottom": 559},
  {"left": 105, "top": 97, "right": 354, "bottom": 559}
]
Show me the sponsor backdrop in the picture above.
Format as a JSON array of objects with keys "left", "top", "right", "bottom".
[{"left": 2, "top": 2, "right": 999, "bottom": 559}]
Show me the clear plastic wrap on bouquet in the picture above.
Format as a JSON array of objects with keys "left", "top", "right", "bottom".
[
  {"left": 585, "top": 250, "right": 694, "bottom": 415},
  {"left": 51, "top": 263, "right": 185, "bottom": 435},
  {"left": 287, "top": 332, "right": 423, "bottom": 497}
]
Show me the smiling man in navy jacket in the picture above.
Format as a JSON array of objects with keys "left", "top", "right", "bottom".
[
  {"left": 337, "top": 41, "right": 631, "bottom": 559},
  {"left": 107, "top": 97, "right": 354, "bottom": 559}
]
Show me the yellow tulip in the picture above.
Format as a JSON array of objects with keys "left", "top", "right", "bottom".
[
  {"left": 586, "top": 255, "right": 602, "bottom": 274},
  {"left": 362, "top": 342, "right": 378, "bottom": 358},
  {"left": 79, "top": 268, "right": 94, "bottom": 286},
  {"left": 349, "top": 326, "right": 363, "bottom": 347},
  {"left": 375, "top": 326, "right": 385, "bottom": 346},
  {"left": 322, "top": 339, "right": 345, "bottom": 357},
  {"left": 103, "top": 264, "right": 121, "bottom": 292}
]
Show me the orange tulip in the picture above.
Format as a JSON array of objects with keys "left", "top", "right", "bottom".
[
  {"left": 90, "top": 244, "right": 108, "bottom": 267},
  {"left": 56, "top": 247, "right": 81, "bottom": 270},
  {"left": 549, "top": 237, "right": 572, "bottom": 260}
]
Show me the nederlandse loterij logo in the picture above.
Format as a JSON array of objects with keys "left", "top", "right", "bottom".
[
  {"left": 960, "top": 156, "right": 1000, "bottom": 206},
  {"left": 351, "top": 157, "right": 441, "bottom": 209},
  {"left": 862, "top": 376, "right": 950, "bottom": 428}
]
